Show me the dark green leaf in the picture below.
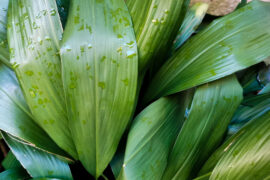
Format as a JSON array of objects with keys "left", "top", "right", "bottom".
[
  {"left": 162, "top": 75, "right": 243, "bottom": 180},
  {"left": 60, "top": 0, "right": 138, "bottom": 177},
  {"left": 144, "top": 1, "right": 270, "bottom": 103}
]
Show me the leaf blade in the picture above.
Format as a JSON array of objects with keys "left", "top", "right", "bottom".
[
  {"left": 60, "top": 0, "right": 138, "bottom": 177},
  {"left": 144, "top": 1, "right": 270, "bottom": 103}
]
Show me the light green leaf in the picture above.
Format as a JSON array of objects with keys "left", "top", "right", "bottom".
[
  {"left": 172, "top": 2, "right": 208, "bottom": 52},
  {"left": 60, "top": 0, "right": 138, "bottom": 177},
  {"left": 208, "top": 112, "right": 270, "bottom": 179},
  {"left": 118, "top": 91, "right": 193, "bottom": 180},
  {"left": 144, "top": 1, "right": 270, "bottom": 103},
  {"left": 126, "top": 0, "right": 189, "bottom": 72},
  {"left": 0, "top": 168, "right": 29, "bottom": 180},
  {"left": 0, "top": 0, "right": 11, "bottom": 68},
  {"left": 0, "top": 63, "right": 70, "bottom": 160},
  {"left": 2, "top": 132, "right": 73, "bottom": 180},
  {"left": 8, "top": 0, "right": 77, "bottom": 158},
  {"left": 162, "top": 75, "right": 243, "bottom": 180},
  {"left": 2, "top": 151, "right": 21, "bottom": 169}
]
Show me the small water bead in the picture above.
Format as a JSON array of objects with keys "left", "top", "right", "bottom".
[
  {"left": 49, "top": 9, "right": 56, "bottom": 16},
  {"left": 126, "top": 50, "right": 136, "bottom": 58},
  {"left": 98, "top": 82, "right": 105, "bottom": 89},
  {"left": 152, "top": 19, "right": 159, "bottom": 25},
  {"left": 25, "top": 70, "right": 34, "bottom": 76},
  {"left": 29, "top": 90, "right": 36, "bottom": 98},
  {"left": 87, "top": 43, "right": 92, "bottom": 49},
  {"left": 117, "top": 47, "right": 123, "bottom": 54}
]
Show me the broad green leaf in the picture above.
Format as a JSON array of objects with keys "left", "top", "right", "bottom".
[
  {"left": 0, "top": 168, "right": 29, "bottom": 180},
  {"left": 31, "top": 178, "right": 63, "bottom": 180},
  {"left": 209, "top": 112, "right": 270, "bottom": 179},
  {"left": 144, "top": 1, "right": 270, "bottom": 103},
  {"left": 162, "top": 75, "right": 243, "bottom": 180},
  {"left": 60, "top": 0, "right": 138, "bottom": 177},
  {"left": 118, "top": 91, "right": 193, "bottom": 180},
  {"left": 0, "top": 63, "right": 70, "bottom": 159},
  {"left": 126, "top": 0, "right": 189, "bottom": 72},
  {"left": 0, "top": 0, "right": 11, "bottom": 68},
  {"left": 2, "top": 151, "right": 21, "bottom": 169},
  {"left": 172, "top": 2, "right": 208, "bottom": 52},
  {"left": 2, "top": 132, "right": 73, "bottom": 180},
  {"left": 8, "top": 0, "right": 77, "bottom": 158}
]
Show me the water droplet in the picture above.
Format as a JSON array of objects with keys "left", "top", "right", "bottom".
[
  {"left": 98, "top": 82, "right": 105, "bottom": 89},
  {"left": 117, "top": 34, "right": 123, "bottom": 39},
  {"left": 69, "top": 83, "right": 76, "bottom": 89},
  {"left": 100, "top": 56, "right": 106, "bottom": 62},
  {"left": 117, "top": 47, "right": 123, "bottom": 54},
  {"left": 164, "top": 9, "right": 169, "bottom": 14},
  {"left": 87, "top": 43, "right": 92, "bottom": 49},
  {"left": 152, "top": 19, "right": 159, "bottom": 25},
  {"left": 38, "top": 98, "right": 43, "bottom": 104},
  {"left": 126, "top": 50, "right": 136, "bottom": 58},
  {"left": 25, "top": 71, "right": 34, "bottom": 76},
  {"left": 29, "top": 90, "right": 36, "bottom": 98},
  {"left": 80, "top": 46, "right": 85, "bottom": 53},
  {"left": 49, "top": 9, "right": 56, "bottom": 16},
  {"left": 121, "top": 78, "right": 129, "bottom": 86}
]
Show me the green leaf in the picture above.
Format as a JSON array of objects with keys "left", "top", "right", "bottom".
[
  {"left": 2, "top": 132, "right": 73, "bottom": 180},
  {"left": 200, "top": 97, "right": 270, "bottom": 175},
  {"left": 8, "top": 0, "right": 77, "bottom": 158},
  {"left": 118, "top": 91, "right": 193, "bottom": 180},
  {"left": 172, "top": 2, "right": 208, "bottom": 52},
  {"left": 208, "top": 112, "right": 270, "bottom": 179},
  {"left": 162, "top": 75, "right": 243, "bottom": 180},
  {"left": 144, "top": 1, "right": 270, "bottom": 103},
  {"left": 126, "top": 0, "right": 189, "bottom": 72},
  {"left": 0, "top": 63, "right": 70, "bottom": 160},
  {"left": 0, "top": 168, "right": 29, "bottom": 180},
  {"left": 2, "top": 151, "right": 21, "bottom": 169},
  {"left": 60, "top": 0, "right": 138, "bottom": 177},
  {"left": 0, "top": 0, "right": 11, "bottom": 68}
]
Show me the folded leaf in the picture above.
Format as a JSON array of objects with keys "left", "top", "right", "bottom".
[
  {"left": 60, "top": 0, "right": 138, "bottom": 177},
  {"left": 8, "top": 0, "right": 76, "bottom": 158},
  {"left": 0, "top": 63, "right": 70, "bottom": 159},
  {"left": 126, "top": 0, "right": 189, "bottom": 72},
  {"left": 2, "top": 132, "right": 73, "bottom": 180},
  {"left": 118, "top": 91, "right": 193, "bottom": 180},
  {"left": 209, "top": 112, "right": 270, "bottom": 179},
  {"left": 172, "top": 2, "right": 208, "bottom": 52},
  {"left": 162, "top": 75, "right": 243, "bottom": 180},
  {"left": 144, "top": 1, "right": 270, "bottom": 103}
]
